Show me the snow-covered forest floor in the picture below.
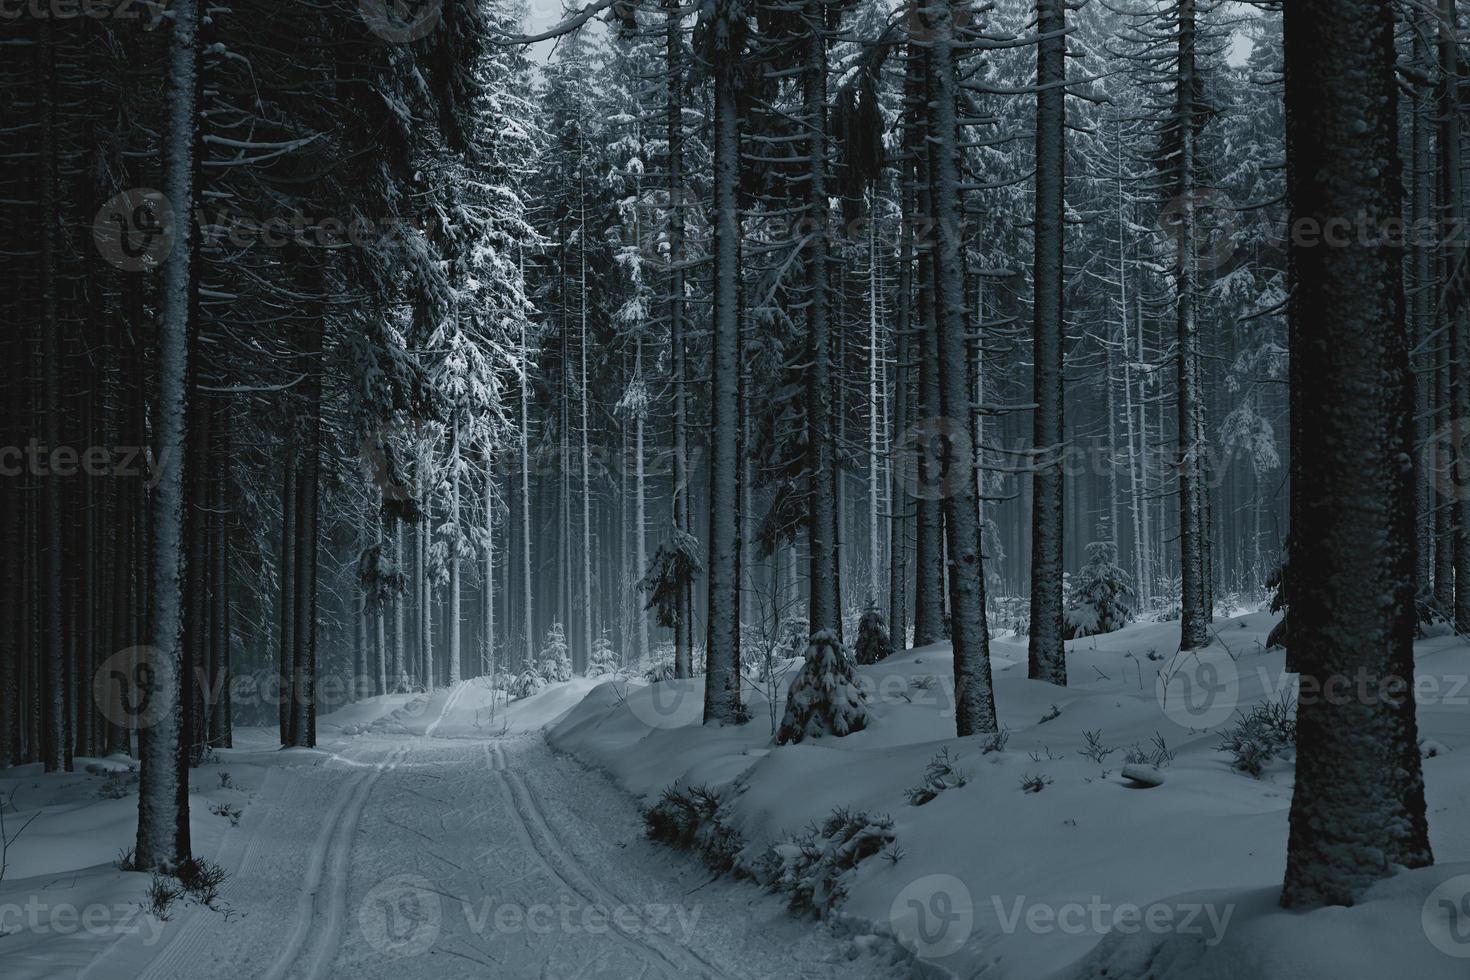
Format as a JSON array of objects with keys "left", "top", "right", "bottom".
[{"left": 4, "top": 609, "right": 1470, "bottom": 979}]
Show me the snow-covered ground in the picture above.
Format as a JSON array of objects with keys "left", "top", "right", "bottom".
[
  {"left": 549, "top": 609, "right": 1470, "bottom": 979},
  {"left": 5, "top": 611, "right": 1469, "bottom": 979},
  {"left": 0, "top": 680, "right": 894, "bottom": 979}
]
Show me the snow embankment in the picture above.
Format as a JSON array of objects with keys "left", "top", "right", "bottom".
[{"left": 548, "top": 611, "right": 1470, "bottom": 980}]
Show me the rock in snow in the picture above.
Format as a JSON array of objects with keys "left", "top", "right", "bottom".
[{"left": 1121, "top": 764, "right": 1165, "bottom": 787}]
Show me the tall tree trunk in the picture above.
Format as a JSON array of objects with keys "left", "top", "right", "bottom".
[
  {"left": 929, "top": 23, "right": 998, "bottom": 736},
  {"left": 392, "top": 520, "right": 407, "bottom": 690},
  {"left": 703, "top": 0, "right": 743, "bottom": 724},
  {"left": 1175, "top": 0, "right": 1211, "bottom": 650},
  {"left": 278, "top": 461, "right": 295, "bottom": 739},
  {"left": 1280, "top": 0, "right": 1433, "bottom": 908},
  {"left": 448, "top": 417, "right": 462, "bottom": 685},
  {"left": 911, "top": 47, "right": 947, "bottom": 648},
  {"left": 1437, "top": 0, "right": 1470, "bottom": 633},
  {"left": 135, "top": 0, "right": 199, "bottom": 871},
  {"left": 1412, "top": 1, "right": 1437, "bottom": 611},
  {"left": 890, "top": 168, "right": 914, "bottom": 650},
  {"left": 519, "top": 294, "right": 535, "bottom": 669},
  {"left": 805, "top": 13, "right": 840, "bottom": 639},
  {"left": 664, "top": 2, "right": 695, "bottom": 681},
  {"left": 634, "top": 335, "right": 650, "bottom": 664},
  {"left": 38, "top": 14, "right": 66, "bottom": 775},
  {"left": 1028, "top": 0, "right": 1068, "bottom": 684},
  {"left": 580, "top": 202, "right": 594, "bottom": 674}
]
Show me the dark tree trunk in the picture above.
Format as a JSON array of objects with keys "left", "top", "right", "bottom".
[
  {"left": 702, "top": 0, "right": 743, "bottom": 724},
  {"left": 1028, "top": 0, "right": 1068, "bottom": 685},
  {"left": 1280, "top": 0, "right": 1433, "bottom": 908}
]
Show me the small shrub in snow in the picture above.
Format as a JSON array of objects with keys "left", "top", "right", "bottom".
[
  {"left": 1019, "top": 772, "right": 1052, "bottom": 794},
  {"left": 1217, "top": 695, "right": 1296, "bottom": 777},
  {"left": 586, "top": 634, "right": 621, "bottom": 677},
  {"left": 97, "top": 770, "right": 137, "bottom": 799},
  {"left": 176, "top": 857, "right": 229, "bottom": 907},
  {"left": 775, "top": 631, "right": 868, "bottom": 745},
  {"left": 209, "top": 802, "right": 242, "bottom": 826},
  {"left": 775, "top": 618, "right": 810, "bottom": 659},
  {"left": 982, "top": 727, "right": 1011, "bottom": 754},
  {"left": 644, "top": 784, "right": 744, "bottom": 873},
  {"left": 642, "top": 654, "right": 676, "bottom": 682},
  {"left": 1063, "top": 540, "right": 1135, "bottom": 639},
  {"left": 910, "top": 674, "right": 938, "bottom": 692},
  {"left": 1124, "top": 733, "right": 1176, "bottom": 768},
  {"left": 1038, "top": 703, "right": 1061, "bottom": 724},
  {"left": 145, "top": 875, "right": 180, "bottom": 920},
  {"left": 538, "top": 623, "right": 573, "bottom": 683},
  {"left": 1080, "top": 730, "right": 1118, "bottom": 765},
  {"left": 853, "top": 603, "right": 893, "bottom": 665},
  {"left": 216, "top": 771, "right": 234, "bottom": 790},
  {"left": 116, "top": 846, "right": 137, "bottom": 871},
  {"left": 770, "top": 807, "right": 896, "bottom": 916},
  {"left": 510, "top": 666, "right": 545, "bottom": 700},
  {"left": 991, "top": 595, "right": 1029, "bottom": 636},
  {"left": 905, "top": 748, "right": 969, "bottom": 806},
  {"left": 1156, "top": 575, "right": 1183, "bottom": 623}
]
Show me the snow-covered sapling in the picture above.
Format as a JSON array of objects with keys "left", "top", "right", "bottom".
[
  {"left": 510, "top": 666, "right": 545, "bottom": 700},
  {"left": 1217, "top": 694, "right": 1296, "bottom": 777},
  {"left": 538, "top": 622, "right": 573, "bottom": 683},
  {"left": 770, "top": 807, "right": 896, "bottom": 915},
  {"left": 905, "top": 748, "right": 969, "bottom": 805},
  {"left": 587, "top": 634, "right": 621, "bottom": 677},
  {"left": 1063, "top": 540, "right": 1136, "bottom": 640},
  {"left": 853, "top": 602, "right": 893, "bottom": 665},
  {"left": 775, "top": 631, "right": 868, "bottom": 745}
]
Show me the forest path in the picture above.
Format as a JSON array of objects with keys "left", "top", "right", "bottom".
[{"left": 103, "top": 697, "right": 896, "bottom": 980}]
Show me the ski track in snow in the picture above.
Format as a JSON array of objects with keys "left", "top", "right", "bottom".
[
  {"left": 487, "top": 741, "right": 729, "bottom": 980},
  {"left": 102, "top": 687, "right": 896, "bottom": 980}
]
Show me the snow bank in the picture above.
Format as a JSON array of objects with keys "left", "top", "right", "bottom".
[{"left": 548, "top": 610, "right": 1470, "bottom": 979}]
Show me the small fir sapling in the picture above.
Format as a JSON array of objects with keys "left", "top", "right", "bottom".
[
  {"left": 775, "top": 631, "right": 868, "bottom": 744},
  {"left": 853, "top": 602, "right": 893, "bottom": 665},
  {"left": 1064, "top": 540, "right": 1136, "bottom": 640},
  {"left": 538, "top": 622, "right": 572, "bottom": 682}
]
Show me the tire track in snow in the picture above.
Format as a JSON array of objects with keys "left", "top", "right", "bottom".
[
  {"left": 486, "top": 741, "right": 733, "bottom": 980},
  {"left": 261, "top": 744, "right": 407, "bottom": 980}
]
